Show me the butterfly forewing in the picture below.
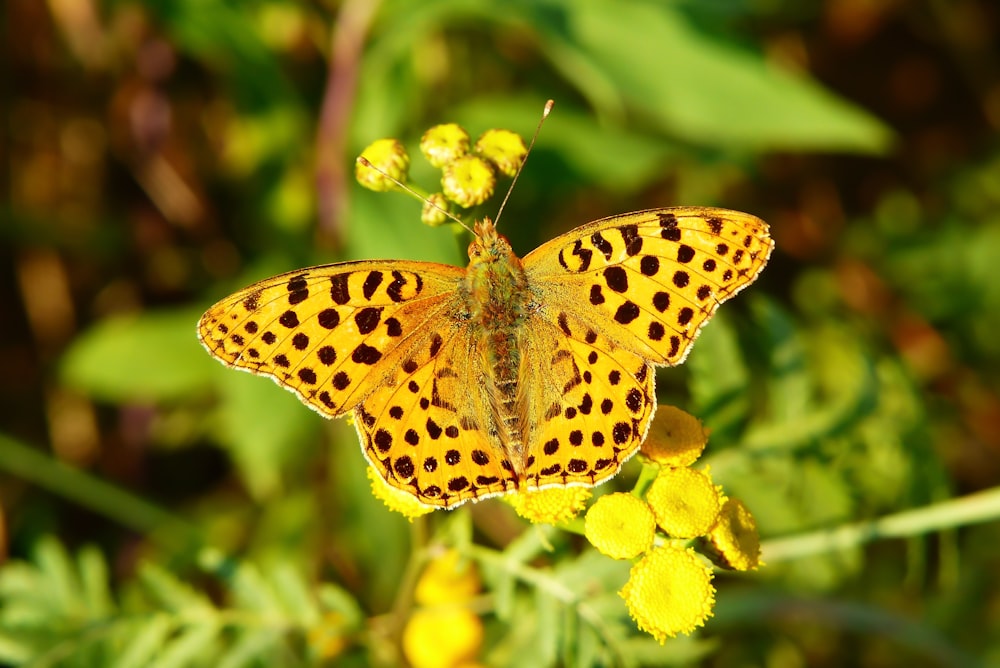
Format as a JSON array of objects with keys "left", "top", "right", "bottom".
[
  {"left": 198, "top": 261, "right": 464, "bottom": 417},
  {"left": 523, "top": 207, "right": 773, "bottom": 366}
]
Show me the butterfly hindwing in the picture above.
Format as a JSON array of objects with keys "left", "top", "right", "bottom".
[
  {"left": 354, "top": 325, "right": 516, "bottom": 507},
  {"left": 519, "top": 313, "right": 656, "bottom": 491}
]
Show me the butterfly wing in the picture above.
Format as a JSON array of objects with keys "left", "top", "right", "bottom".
[
  {"left": 354, "top": 324, "right": 517, "bottom": 508},
  {"left": 522, "top": 207, "right": 773, "bottom": 366},
  {"left": 198, "top": 260, "right": 465, "bottom": 417},
  {"left": 517, "top": 313, "right": 656, "bottom": 491},
  {"left": 515, "top": 207, "right": 771, "bottom": 486}
]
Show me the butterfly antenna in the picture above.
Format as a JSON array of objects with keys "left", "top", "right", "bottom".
[
  {"left": 356, "top": 156, "right": 475, "bottom": 235},
  {"left": 493, "top": 99, "right": 554, "bottom": 229}
]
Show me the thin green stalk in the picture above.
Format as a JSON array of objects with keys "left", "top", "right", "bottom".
[
  {"left": 0, "top": 432, "right": 201, "bottom": 547},
  {"left": 761, "top": 486, "right": 1000, "bottom": 563}
]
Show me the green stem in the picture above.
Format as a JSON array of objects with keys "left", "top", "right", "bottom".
[
  {"left": 761, "top": 486, "right": 1000, "bottom": 563},
  {"left": 466, "top": 532, "right": 627, "bottom": 664},
  {"left": 0, "top": 432, "right": 201, "bottom": 547}
]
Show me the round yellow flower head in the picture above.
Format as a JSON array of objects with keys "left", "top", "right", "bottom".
[
  {"left": 506, "top": 486, "right": 591, "bottom": 525},
  {"left": 421, "top": 193, "right": 452, "bottom": 227},
  {"left": 367, "top": 467, "right": 434, "bottom": 519},
  {"left": 706, "top": 498, "right": 762, "bottom": 571},
  {"left": 620, "top": 545, "right": 716, "bottom": 642},
  {"left": 645, "top": 467, "right": 721, "bottom": 538},
  {"left": 441, "top": 155, "right": 496, "bottom": 208},
  {"left": 421, "top": 123, "right": 470, "bottom": 168},
  {"left": 356, "top": 138, "right": 410, "bottom": 192},
  {"left": 584, "top": 493, "right": 655, "bottom": 560},
  {"left": 404, "top": 549, "right": 484, "bottom": 668},
  {"left": 402, "top": 608, "right": 483, "bottom": 668},
  {"left": 474, "top": 128, "right": 527, "bottom": 177},
  {"left": 640, "top": 406, "right": 709, "bottom": 467},
  {"left": 415, "top": 549, "right": 481, "bottom": 605}
]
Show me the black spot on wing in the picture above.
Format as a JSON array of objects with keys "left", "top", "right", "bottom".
[
  {"left": 362, "top": 271, "right": 384, "bottom": 300},
  {"left": 330, "top": 274, "right": 351, "bottom": 304}
]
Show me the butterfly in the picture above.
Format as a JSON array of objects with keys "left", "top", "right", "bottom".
[{"left": 198, "top": 208, "right": 772, "bottom": 508}]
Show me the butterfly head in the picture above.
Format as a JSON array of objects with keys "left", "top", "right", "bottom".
[{"left": 469, "top": 217, "right": 514, "bottom": 261}]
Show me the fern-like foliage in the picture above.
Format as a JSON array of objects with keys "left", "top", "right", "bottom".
[{"left": 0, "top": 537, "right": 362, "bottom": 667}]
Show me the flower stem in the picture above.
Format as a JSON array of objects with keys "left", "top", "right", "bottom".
[{"left": 761, "top": 486, "right": 1000, "bottom": 562}]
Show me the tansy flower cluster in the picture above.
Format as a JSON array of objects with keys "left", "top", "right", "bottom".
[
  {"left": 465, "top": 406, "right": 762, "bottom": 644},
  {"left": 584, "top": 406, "right": 762, "bottom": 642},
  {"left": 356, "top": 123, "right": 527, "bottom": 225}
]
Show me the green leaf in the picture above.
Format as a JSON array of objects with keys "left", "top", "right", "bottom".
[
  {"left": 687, "top": 311, "right": 752, "bottom": 438},
  {"left": 78, "top": 546, "right": 114, "bottom": 618},
  {"left": 139, "top": 563, "right": 213, "bottom": 614},
  {"left": 216, "top": 629, "right": 285, "bottom": 668},
  {"left": 60, "top": 310, "right": 216, "bottom": 403},
  {"left": 539, "top": 0, "right": 893, "bottom": 152},
  {"left": 228, "top": 561, "right": 280, "bottom": 615},
  {"left": 149, "top": 622, "right": 220, "bottom": 668},
  {"left": 534, "top": 585, "right": 560, "bottom": 665},
  {"left": 35, "top": 536, "right": 84, "bottom": 619},
  {"left": 268, "top": 562, "right": 320, "bottom": 626},
  {"left": 455, "top": 96, "right": 680, "bottom": 192},
  {"left": 112, "top": 615, "right": 174, "bottom": 668},
  {"left": 214, "top": 367, "right": 322, "bottom": 499}
]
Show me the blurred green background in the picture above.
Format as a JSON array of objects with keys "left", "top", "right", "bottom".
[{"left": 3, "top": 0, "right": 1000, "bottom": 666}]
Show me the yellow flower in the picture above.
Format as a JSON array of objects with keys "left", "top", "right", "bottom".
[
  {"left": 402, "top": 607, "right": 483, "bottom": 668},
  {"left": 441, "top": 155, "right": 496, "bottom": 208},
  {"left": 705, "top": 498, "right": 762, "bottom": 571},
  {"left": 415, "top": 549, "right": 480, "bottom": 605},
  {"left": 619, "top": 545, "right": 715, "bottom": 642},
  {"left": 367, "top": 467, "right": 434, "bottom": 519},
  {"left": 644, "top": 467, "right": 721, "bottom": 538},
  {"left": 356, "top": 138, "right": 409, "bottom": 191},
  {"left": 403, "top": 549, "right": 484, "bottom": 668},
  {"left": 506, "top": 486, "right": 591, "bottom": 524},
  {"left": 421, "top": 193, "right": 452, "bottom": 227},
  {"left": 421, "top": 123, "right": 470, "bottom": 168},
  {"left": 584, "top": 493, "right": 655, "bottom": 560},
  {"left": 640, "top": 406, "right": 709, "bottom": 467},
  {"left": 474, "top": 129, "right": 527, "bottom": 177}
]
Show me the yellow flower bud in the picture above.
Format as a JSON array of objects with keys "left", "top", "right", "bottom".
[
  {"left": 474, "top": 129, "right": 527, "bottom": 177},
  {"left": 366, "top": 467, "right": 434, "bottom": 519},
  {"left": 506, "top": 486, "right": 591, "bottom": 525},
  {"left": 441, "top": 155, "right": 495, "bottom": 208},
  {"left": 421, "top": 193, "right": 452, "bottom": 227},
  {"left": 584, "top": 493, "right": 655, "bottom": 560},
  {"left": 705, "top": 498, "right": 762, "bottom": 571},
  {"left": 640, "top": 406, "right": 709, "bottom": 467},
  {"left": 644, "top": 467, "right": 721, "bottom": 538},
  {"left": 620, "top": 545, "right": 715, "bottom": 642},
  {"left": 356, "top": 138, "right": 410, "bottom": 191},
  {"left": 421, "top": 123, "right": 470, "bottom": 168}
]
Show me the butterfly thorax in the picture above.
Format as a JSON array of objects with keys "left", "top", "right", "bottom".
[
  {"left": 465, "top": 219, "right": 529, "bottom": 329},
  {"left": 464, "top": 218, "right": 532, "bottom": 463}
]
